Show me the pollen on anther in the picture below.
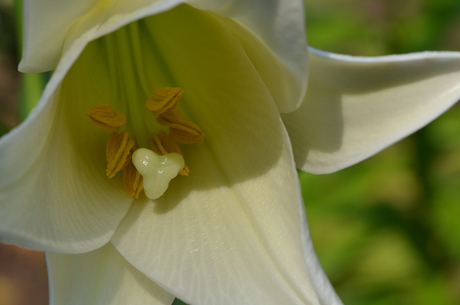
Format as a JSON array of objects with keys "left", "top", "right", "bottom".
[
  {"left": 123, "top": 160, "right": 143, "bottom": 199},
  {"left": 146, "top": 87, "right": 183, "bottom": 116},
  {"left": 106, "top": 131, "right": 135, "bottom": 178},
  {"left": 157, "top": 108, "right": 205, "bottom": 144},
  {"left": 87, "top": 104, "right": 126, "bottom": 132}
]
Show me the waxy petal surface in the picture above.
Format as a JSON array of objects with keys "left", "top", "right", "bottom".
[
  {"left": 283, "top": 48, "right": 460, "bottom": 174},
  {"left": 47, "top": 242, "right": 174, "bottom": 305},
  {"left": 21, "top": 0, "right": 307, "bottom": 112},
  {"left": 0, "top": 66, "right": 133, "bottom": 252},
  {"left": 108, "top": 7, "right": 337, "bottom": 305},
  {"left": 111, "top": 99, "right": 325, "bottom": 304},
  {"left": 188, "top": 0, "right": 308, "bottom": 112},
  {"left": 20, "top": 0, "right": 182, "bottom": 72}
]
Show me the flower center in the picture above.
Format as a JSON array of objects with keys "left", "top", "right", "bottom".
[{"left": 87, "top": 87, "right": 204, "bottom": 199}]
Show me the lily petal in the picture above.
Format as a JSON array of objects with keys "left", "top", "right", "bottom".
[
  {"left": 109, "top": 7, "right": 335, "bottom": 304},
  {"left": 20, "top": 0, "right": 307, "bottom": 112},
  {"left": 20, "top": 0, "right": 182, "bottom": 73},
  {"left": 47, "top": 242, "right": 175, "bottom": 305},
  {"left": 0, "top": 39, "right": 134, "bottom": 252},
  {"left": 300, "top": 204, "right": 343, "bottom": 305},
  {"left": 112, "top": 137, "right": 327, "bottom": 305},
  {"left": 188, "top": 0, "right": 308, "bottom": 112},
  {"left": 283, "top": 47, "right": 460, "bottom": 174}
]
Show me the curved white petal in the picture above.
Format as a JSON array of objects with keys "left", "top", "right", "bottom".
[
  {"left": 108, "top": 8, "right": 336, "bottom": 304},
  {"left": 21, "top": 0, "right": 98, "bottom": 71},
  {"left": 21, "top": 0, "right": 308, "bottom": 112},
  {"left": 20, "top": 0, "right": 183, "bottom": 72},
  {"left": 300, "top": 203, "right": 343, "bottom": 305},
  {"left": 188, "top": 0, "right": 308, "bottom": 112},
  {"left": 112, "top": 136, "right": 326, "bottom": 305},
  {"left": 0, "top": 34, "right": 136, "bottom": 252},
  {"left": 282, "top": 47, "right": 460, "bottom": 174},
  {"left": 47, "top": 242, "right": 175, "bottom": 305}
]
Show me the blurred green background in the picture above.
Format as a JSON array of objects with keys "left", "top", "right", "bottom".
[
  {"left": 301, "top": 0, "right": 460, "bottom": 304},
  {"left": 0, "top": 0, "right": 459, "bottom": 305}
]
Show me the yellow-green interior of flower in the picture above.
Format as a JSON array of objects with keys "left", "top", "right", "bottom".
[
  {"left": 87, "top": 87, "right": 204, "bottom": 199},
  {"left": 56, "top": 4, "right": 284, "bottom": 209}
]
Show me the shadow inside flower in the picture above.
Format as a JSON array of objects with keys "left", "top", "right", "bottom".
[{"left": 59, "top": 6, "right": 286, "bottom": 216}]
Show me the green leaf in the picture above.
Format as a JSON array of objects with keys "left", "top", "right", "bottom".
[
  {"left": 172, "top": 298, "right": 189, "bottom": 305},
  {"left": 18, "top": 72, "right": 47, "bottom": 121}
]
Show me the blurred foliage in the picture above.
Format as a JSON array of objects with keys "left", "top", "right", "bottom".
[
  {"left": 0, "top": 0, "right": 48, "bottom": 137},
  {"left": 0, "top": 1, "right": 18, "bottom": 136},
  {"left": 304, "top": 0, "right": 460, "bottom": 55},
  {"left": 302, "top": 0, "right": 460, "bottom": 304}
]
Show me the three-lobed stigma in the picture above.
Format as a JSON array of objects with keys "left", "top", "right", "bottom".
[
  {"left": 132, "top": 148, "right": 184, "bottom": 200},
  {"left": 87, "top": 87, "right": 204, "bottom": 200}
]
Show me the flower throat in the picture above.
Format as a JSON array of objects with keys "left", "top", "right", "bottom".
[{"left": 87, "top": 87, "right": 204, "bottom": 199}]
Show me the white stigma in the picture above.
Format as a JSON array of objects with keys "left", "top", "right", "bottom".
[{"left": 132, "top": 148, "right": 184, "bottom": 200}]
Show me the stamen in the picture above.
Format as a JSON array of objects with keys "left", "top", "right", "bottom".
[
  {"left": 123, "top": 159, "right": 143, "bottom": 199},
  {"left": 106, "top": 131, "right": 135, "bottom": 178},
  {"left": 157, "top": 108, "right": 205, "bottom": 144},
  {"left": 87, "top": 104, "right": 126, "bottom": 132},
  {"left": 132, "top": 148, "right": 184, "bottom": 200},
  {"left": 149, "top": 131, "right": 190, "bottom": 176},
  {"left": 146, "top": 87, "right": 183, "bottom": 116},
  {"left": 87, "top": 87, "right": 201, "bottom": 200}
]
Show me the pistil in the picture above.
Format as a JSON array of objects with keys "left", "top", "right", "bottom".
[
  {"left": 132, "top": 148, "right": 184, "bottom": 200},
  {"left": 149, "top": 131, "right": 190, "bottom": 176}
]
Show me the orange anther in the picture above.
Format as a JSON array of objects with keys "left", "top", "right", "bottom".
[
  {"left": 106, "top": 131, "right": 135, "bottom": 178},
  {"left": 123, "top": 160, "right": 143, "bottom": 199},
  {"left": 87, "top": 104, "right": 126, "bottom": 132},
  {"left": 146, "top": 87, "right": 183, "bottom": 116},
  {"left": 157, "top": 108, "right": 204, "bottom": 144}
]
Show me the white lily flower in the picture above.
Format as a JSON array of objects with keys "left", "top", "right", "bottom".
[{"left": 1, "top": 1, "right": 460, "bottom": 305}]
